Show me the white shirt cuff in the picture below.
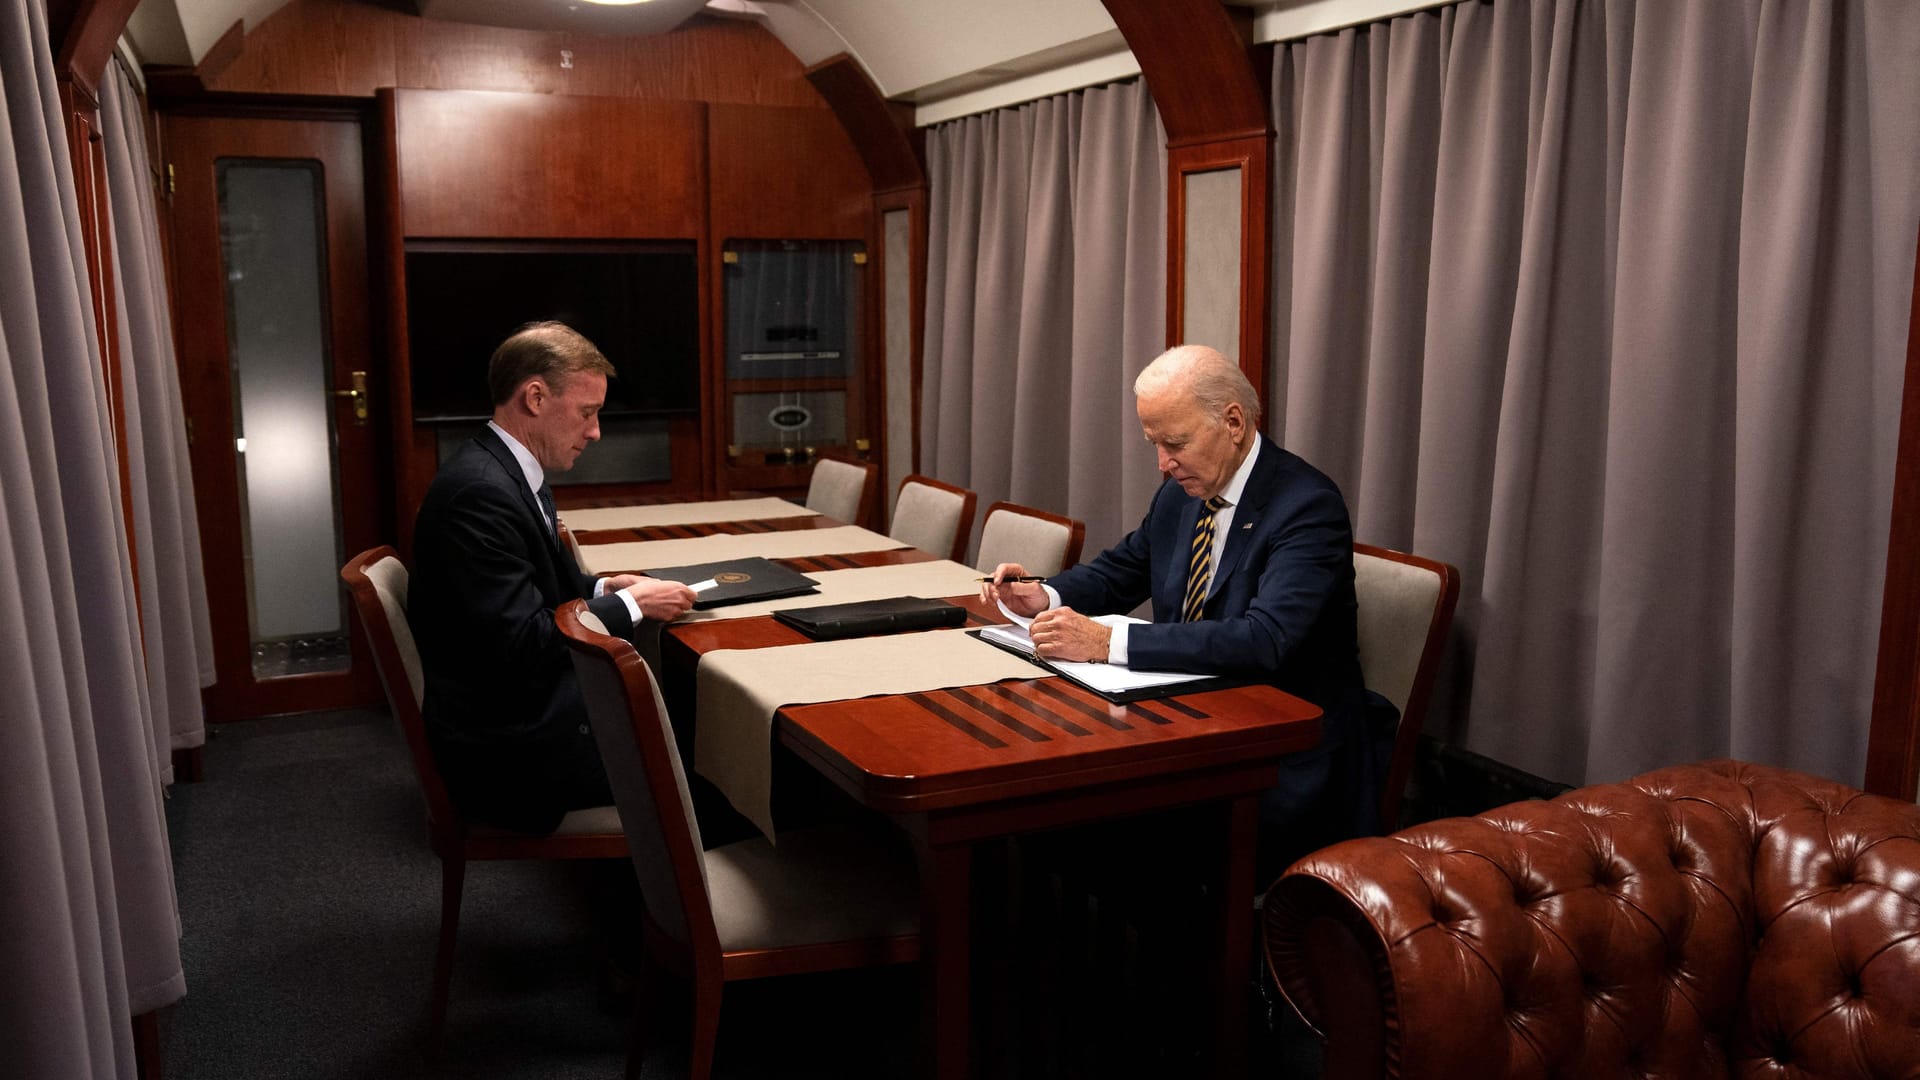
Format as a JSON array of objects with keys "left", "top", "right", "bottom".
[{"left": 594, "top": 577, "right": 644, "bottom": 624}]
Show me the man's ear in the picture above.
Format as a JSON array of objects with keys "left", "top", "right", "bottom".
[
  {"left": 1222, "top": 401, "right": 1247, "bottom": 442},
  {"left": 520, "top": 377, "right": 548, "bottom": 415}
]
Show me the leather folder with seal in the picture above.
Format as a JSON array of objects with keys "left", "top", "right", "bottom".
[
  {"left": 772, "top": 596, "right": 969, "bottom": 640},
  {"left": 640, "top": 556, "right": 819, "bottom": 609}
]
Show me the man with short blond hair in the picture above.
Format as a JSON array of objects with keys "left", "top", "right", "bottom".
[{"left": 410, "top": 321, "right": 695, "bottom": 834}]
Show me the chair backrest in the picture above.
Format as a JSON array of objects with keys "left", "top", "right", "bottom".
[
  {"left": 558, "top": 520, "right": 587, "bottom": 575},
  {"left": 1351, "top": 543, "right": 1460, "bottom": 828},
  {"left": 887, "top": 475, "right": 977, "bottom": 562},
  {"left": 805, "top": 456, "right": 877, "bottom": 527},
  {"left": 974, "top": 501, "right": 1086, "bottom": 577},
  {"left": 558, "top": 601, "right": 717, "bottom": 959},
  {"left": 340, "top": 546, "right": 459, "bottom": 834}
]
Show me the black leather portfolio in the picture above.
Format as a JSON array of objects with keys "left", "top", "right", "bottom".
[
  {"left": 640, "top": 557, "right": 819, "bottom": 609},
  {"left": 772, "top": 596, "right": 969, "bottom": 640}
]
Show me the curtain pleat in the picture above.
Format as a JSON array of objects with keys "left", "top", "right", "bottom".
[
  {"left": 1271, "top": 0, "right": 1920, "bottom": 787},
  {"left": 2, "top": 0, "right": 186, "bottom": 1074},
  {"left": 922, "top": 79, "right": 1167, "bottom": 559},
  {"left": 101, "top": 57, "right": 215, "bottom": 778}
]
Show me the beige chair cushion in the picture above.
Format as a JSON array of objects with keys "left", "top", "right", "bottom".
[
  {"left": 704, "top": 823, "right": 918, "bottom": 953},
  {"left": 888, "top": 481, "right": 967, "bottom": 557},
  {"left": 1353, "top": 552, "right": 1444, "bottom": 716},
  {"left": 976, "top": 510, "right": 1073, "bottom": 577},
  {"left": 363, "top": 555, "right": 424, "bottom": 710},
  {"left": 805, "top": 459, "right": 868, "bottom": 523}
]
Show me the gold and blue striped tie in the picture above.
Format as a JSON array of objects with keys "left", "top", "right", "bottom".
[{"left": 1182, "top": 495, "right": 1227, "bottom": 622}]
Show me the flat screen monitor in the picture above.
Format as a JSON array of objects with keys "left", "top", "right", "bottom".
[{"left": 405, "top": 241, "right": 700, "bottom": 422}]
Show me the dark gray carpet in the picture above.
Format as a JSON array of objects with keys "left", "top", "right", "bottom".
[
  {"left": 159, "top": 709, "right": 917, "bottom": 1079},
  {"left": 159, "top": 707, "right": 1320, "bottom": 1078}
]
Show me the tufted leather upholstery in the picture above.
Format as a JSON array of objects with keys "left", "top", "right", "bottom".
[{"left": 1263, "top": 760, "right": 1920, "bottom": 1080}]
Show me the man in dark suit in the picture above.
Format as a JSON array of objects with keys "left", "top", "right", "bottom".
[
  {"left": 986, "top": 344, "right": 1380, "bottom": 859},
  {"left": 410, "top": 322, "right": 696, "bottom": 835}
]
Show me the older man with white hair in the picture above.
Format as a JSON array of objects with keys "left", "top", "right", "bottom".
[{"left": 987, "top": 343, "right": 1381, "bottom": 856}]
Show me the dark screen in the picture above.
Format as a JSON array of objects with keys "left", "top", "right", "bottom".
[{"left": 404, "top": 244, "right": 700, "bottom": 421}]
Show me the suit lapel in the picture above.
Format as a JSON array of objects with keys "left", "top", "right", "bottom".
[
  {"left": 1207, "top": 437, "right": 1280, "bottom": 604},
  {"left": 476, "top": 428, "right": 567, "bottom": 569}
]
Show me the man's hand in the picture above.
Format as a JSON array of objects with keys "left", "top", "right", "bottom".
[
  {"left": 981, "top": 562, "right": 1050, "bottom": 617},
  {"left": 601, "top": 573, "right": 644, "bottom": 592},
  {"left": 623, "top": 576, "right": 697, "bottom": 622},
  {"left": 1030, "top": 607, "right": 1112, "bottom": 662}
]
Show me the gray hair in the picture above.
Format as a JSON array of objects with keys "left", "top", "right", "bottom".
[{"left": 1133, "top": 344, "right": 1262, "bottom": 427}]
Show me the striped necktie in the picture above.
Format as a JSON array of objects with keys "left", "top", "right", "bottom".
[
  {"left": 1182, "top": 495, "right": 1227, "bottom": 623},
  {"left": 536, "top": 485, "right": 560, "bottom": 548}
]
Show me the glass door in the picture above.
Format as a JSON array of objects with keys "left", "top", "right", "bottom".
[{"left": 164, "top": 114, "right": 382, "bottom": 719}]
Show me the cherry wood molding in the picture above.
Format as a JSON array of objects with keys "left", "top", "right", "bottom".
[
  {"left": 51, "top": 0, "right": 142, "bottom": 103},
  {"left": 1166, "top": 135, "right": 1273, "bottom": 398},
  {"left": 803, "top": 53, "right": 925, "bottom": 195},
  {"left": 1099, "top": 0, "right": 1266, "bottom": 148},
  {"left": 1102, "top": 0, "right": 1274, "bottom": 402},
  {"left": 1866, "top": 221, "right": 1920, "bottom": 802},
  {"left": 875, "top": 187, "right": 928, "bottom": 476}
]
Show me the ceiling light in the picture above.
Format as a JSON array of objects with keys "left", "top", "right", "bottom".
[{"left": 578, "top": 0, "right": 654, "bottom": 5}]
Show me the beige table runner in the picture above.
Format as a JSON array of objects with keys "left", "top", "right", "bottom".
[
  {"left": 579, "top": 525, "right": 902, "bottom": 574},
  {"left": 695, "top": 629, "right": 1048, "bottom": 839},
  {"left": 675, "top": 560, "right": 988, "bottom": 623},
  {"left": 559, "top": 497, "right": 815, "bottom": 532}
]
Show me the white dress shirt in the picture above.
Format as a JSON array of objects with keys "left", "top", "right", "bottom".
[
  {"left": 488, "top": 421, "right": 642, "bottom": 623},
  {"left": 1041, "top": 436, "right": 1262, "bottom": 665}
]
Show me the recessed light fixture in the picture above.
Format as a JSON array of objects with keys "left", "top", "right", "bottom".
[{"left": 579, "top": 0, "right": 654, "bottom": 5}]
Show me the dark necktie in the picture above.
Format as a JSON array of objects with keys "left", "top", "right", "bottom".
[
  {"left": 1182, "top": 495, "right": 1227, "bottom": 623},
  {"left": 536, "top": 485, "right": 560, "bottom": 549}
]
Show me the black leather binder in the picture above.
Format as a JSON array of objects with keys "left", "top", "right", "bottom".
[
  {"left": 640, "top": 557, "right": 819, "bottom": 609},
  {"left": 772, "top": 596, "right": 969, "bottom": 640}
]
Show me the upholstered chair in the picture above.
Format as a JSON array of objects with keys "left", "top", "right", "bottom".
[
  {"left": 340, "top": 547, "right": 623, "bottom": 1050},
  {"left": 1350, "top": 544, "right": 1460, "bottom": 827},
  {"left": 974, "top": 501, "right": 1086, "bottom": 577},
  {"left": 803, "top": 456, "right": 877, "bottom": 527},
  {"left": 557, "top": 600, "right": 919, "bottom": 1079},
  {"left": 887, "top": 475, "right": 977, "bottom": 561}
]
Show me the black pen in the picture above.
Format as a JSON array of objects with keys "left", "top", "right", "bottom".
[{"left": 976, "top": 575, "right": 1047, "bottom": 583}]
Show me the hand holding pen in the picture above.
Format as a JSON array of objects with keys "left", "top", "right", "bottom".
[{"left": 980, "top": 563, "right": 1051, "bottom": 618}]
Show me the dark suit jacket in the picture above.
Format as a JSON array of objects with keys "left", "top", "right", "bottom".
[
  {"left": 1048, "top": 434, "right": 1364, "bottom": 723},
  {"left": 408, "top": 428, "right": 635, "bottom": 829}
]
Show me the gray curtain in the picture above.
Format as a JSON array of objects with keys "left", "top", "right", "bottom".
[
  {"left": 1, "top": 0, "right": 186, "bottom": 1075},
  {"left": 922, "top": 78, "right": 1167, "bottom": 559},
  {"left": 102, "top": 56, "right": 215, "bottom": 778},
  {"left": 1269, "top": 0, "right": 1920, "bottom": 787}
]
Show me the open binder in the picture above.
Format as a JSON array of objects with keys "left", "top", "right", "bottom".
[{"left": 969, "top": 618, "right": 1241, "bottom": 704}]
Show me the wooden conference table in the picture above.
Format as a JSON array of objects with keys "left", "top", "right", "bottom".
[{"left": 565, "top": 499, "right": 1324, "bottom": 1078}]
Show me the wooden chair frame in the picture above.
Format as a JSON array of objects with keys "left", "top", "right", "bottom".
[{"left": 340, "top": 547, "right": 624, "bottom": 1049}]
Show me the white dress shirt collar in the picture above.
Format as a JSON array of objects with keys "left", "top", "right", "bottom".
[
  {"left": 1215, "top": 432, "right": 1261, "bottom": 508},
  {"left": 488, "top": 420, "right": 546, "bottom": 497}
]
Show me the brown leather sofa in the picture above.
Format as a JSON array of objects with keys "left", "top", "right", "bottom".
[{"left": 1262, "top": 760, "right": 1920, "bottom": 1078}]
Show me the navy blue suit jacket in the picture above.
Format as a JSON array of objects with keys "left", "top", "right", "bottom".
[
  {"left": 409, "top": 428, "right": 635, "bottom": 751},
  {"left": 1048, "top": 435, "right": 1365, "bottom": 730}
]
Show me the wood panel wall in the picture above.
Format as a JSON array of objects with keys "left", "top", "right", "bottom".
[{"left": 183, "top": 6, "right": 890, "bottom": 543}]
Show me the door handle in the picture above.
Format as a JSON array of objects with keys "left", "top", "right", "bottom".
[{"left": 329, "top": 370, "right": 369, "bottom": 425}]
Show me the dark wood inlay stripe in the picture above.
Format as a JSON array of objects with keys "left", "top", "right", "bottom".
[
  {"left": 976, "top": 683, "right": 1093, "bottom": 736},
  {"left": 908, "top": 693, "right": 1010, "bottom": 749},
  {"left": 1151, "top": 696, "right": 1208, "bottom": 720},
  {"left": 1027, "top": 679, "right": 1132, "bottom": 730},
  {"left": 739, "top": 518, "right": 776, "bottom": 532},
  {"left": 941, "top": 689, "right": 1050, "bottom": 742},
  {"left": 1124, "top": 700, "right": 1175, "bottom": 726}
]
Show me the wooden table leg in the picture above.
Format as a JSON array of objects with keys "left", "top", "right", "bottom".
[
  {"left": 1209, "top": 794, "right": 1258, "bottom": 1078},
  {"left": 918, "top": 838, "right": 973, "bottom": 1080}
]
